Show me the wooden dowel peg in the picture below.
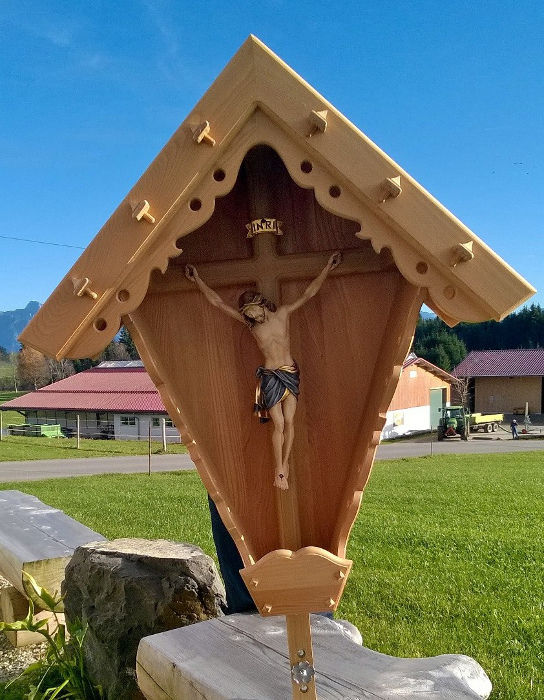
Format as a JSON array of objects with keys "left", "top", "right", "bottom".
[
  {"left": 307, "top": 109, "right": 328, "bottom": 137},
  {"left": 191, "top": 120, "right": 216, "bottom": 146},
  {"left": 132, "top": 200, "right": 156, "bottom": 224},
  {"left": 380, "top": 176, "right": 402, "bottom": 202},
  {"left": 72, "top": 277, "right": 98, "bottom": 300},
  {"left": 450, "top": 241, "right": 474, "bottom": 267}
]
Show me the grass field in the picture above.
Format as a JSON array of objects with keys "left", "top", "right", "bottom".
[
  {"left": 0, "top": 390, "right": 27, "bottom": 426},
  {"left": 0, "top": 453, "right": 542, "bottom": 699},
  {"left": 0, "top": 434, "right": 188, "bottom": 460}
]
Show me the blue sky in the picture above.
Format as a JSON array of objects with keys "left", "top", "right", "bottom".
[{"left": 1, "top": 0, "right": 542, "bottom": 313}]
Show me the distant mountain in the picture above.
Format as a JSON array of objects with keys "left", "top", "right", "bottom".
[
  {"left": 420, "top": 311, "right": 436, "bottom": 320},
  {"left": 0, "top": 302, "right": 41, "bottom": 352}
]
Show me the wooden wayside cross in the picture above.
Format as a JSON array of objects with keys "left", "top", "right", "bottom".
[{"left": 17, "top": 36, "right": 535, "bottom": 700}]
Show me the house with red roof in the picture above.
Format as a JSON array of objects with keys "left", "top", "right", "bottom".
[
  {"left": 454, "top": 349, "right": 544, "bottom": 415},
  {"left": 382, "top": 353, "right": 457, "bottom": 439},
  {"left": 0, "top": 361, "right": 180, "bottom": 441}
]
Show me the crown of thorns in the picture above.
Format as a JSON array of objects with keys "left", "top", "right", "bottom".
[{"left": 239, "top": 293, "right": 265, "bottom": 314}]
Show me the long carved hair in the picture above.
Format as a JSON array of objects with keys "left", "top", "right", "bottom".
[{"left": 238, "top": 291, "right": 277, "bottom": 328}]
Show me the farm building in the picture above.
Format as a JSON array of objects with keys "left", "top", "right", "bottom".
[
  {"left": 2, "top": 355, "right": 451, "bottom": 442},
  {"left": 454, "top": 349, "right": 544, "bottom": 415},
  {"left": 0, "top": 361, "right": 181, "bottom": 441},
  {"left": 382, "top": 353, "right": 457, "bottom": 439}
]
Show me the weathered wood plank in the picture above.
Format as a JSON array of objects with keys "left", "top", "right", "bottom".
[
  {"left": 0, "top": 585, "right": 64, "bottom": 647},
  {"left": 0, "top": 490, "right": 105, "bottom": 596},
  {"left": 136, "top": 614, "right": 492, "bottom": 700}
]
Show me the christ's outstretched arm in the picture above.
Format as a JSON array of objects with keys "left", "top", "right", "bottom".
[
  {"left": 185, "top": 265, "right": 244, "bottom": 323},
  {"left": 281, "top": 252, "right": 341, "bottom": 315}
]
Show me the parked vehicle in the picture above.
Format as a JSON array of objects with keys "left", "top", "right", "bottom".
[
  {"left": 468, "top": 412, "right": 504, "bottom": 433},
  {"left": 437, "top": 406, "right": 504, "bottom": 441},
  {"left": 437, "top": 406, "right": 468, "bottom": 441}
]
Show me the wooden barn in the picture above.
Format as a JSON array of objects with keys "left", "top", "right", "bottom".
[
  {"left": 382, "top": 353, "right": 456, "bottom": 438},
  {"left": 0, "top": 361, "right": 181, "bottom": 441},
  {"left": 454, "top": 348, "right": 544, "bottom": 415}
]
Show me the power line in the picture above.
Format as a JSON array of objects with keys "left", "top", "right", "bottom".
[{"left": 0, "top": 234, "right": 85, "bottom": 250}]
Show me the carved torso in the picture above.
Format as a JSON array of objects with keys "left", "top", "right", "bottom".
[{"left": 250, "top": 308, "right": 294, "bottom": 369}]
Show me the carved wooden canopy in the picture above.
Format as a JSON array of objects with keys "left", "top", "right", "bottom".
[{"left": 20, "top": 35, "right": 533, "bottom": 362}]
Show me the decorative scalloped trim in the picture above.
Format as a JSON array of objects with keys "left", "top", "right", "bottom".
[{"left": 67, "top": 108, "right": 490, "bottom": 360}]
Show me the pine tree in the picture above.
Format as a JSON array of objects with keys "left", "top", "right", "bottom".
[{"left": 119, "top": 326, "right": 140, "bottom": 359}]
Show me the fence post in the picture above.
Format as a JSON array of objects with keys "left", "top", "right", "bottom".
[
  {"left": 77, "top": 414, "right": 81, "bottom": 449},
  {"left": 0, "top": 412, "right": 3, "bottom": 441},
  {"left": 148, "top": 421, "right": 152, "bottom": 476},
  {"left": 161, "top": 418, "right": 167, "bottom": 452}
]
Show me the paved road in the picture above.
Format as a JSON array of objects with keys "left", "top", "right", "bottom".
[
  {"left": 0, "top": 453, "right": 196, "bottom": 482},
  {"left": 1, "top": 437, "right": 543, "bottom": 482},
  {"left": 376, "top": 436, "right": 544, "bottom": 460}
]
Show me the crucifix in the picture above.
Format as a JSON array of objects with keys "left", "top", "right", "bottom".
[
  {"left": 164, "top": 147, "right": 399, "bottom": 700},
  {"left": 185, "top": 249, "right": 342, "bottom": 490}
]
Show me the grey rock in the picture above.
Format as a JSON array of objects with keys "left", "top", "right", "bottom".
[{"left": 63, "top": 538, "right": 226, "bottom": 700}]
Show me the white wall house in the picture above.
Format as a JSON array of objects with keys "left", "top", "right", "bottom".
[{"left": 1, "top": 361, "right": 181, "bottom": 442}]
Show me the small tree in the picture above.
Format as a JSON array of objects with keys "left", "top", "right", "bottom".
[
  {"left": 17, "top": 346, "right": 49, "bottom": 390},
  {"left": 46, "top": 356, "right": 75, "bottom": 383},
  {"left": 453, "top": 375, "right": 471, "bottom": 411}
]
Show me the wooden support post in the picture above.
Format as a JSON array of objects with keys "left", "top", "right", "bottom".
[
  {"left": 161, "top": 417, "right": 167, "bottom": 452},
  {"left": 148, "top": 421, "right": 152, "bottom": 475},
  {"left": 287, "top": 613, "right": 316, "bottom": 699},
  {"left": 76, "top": 414, "right": 80, "bottom": 449},
  {"left": 0, "top": 411, "right": 3, "bottom": 441}
]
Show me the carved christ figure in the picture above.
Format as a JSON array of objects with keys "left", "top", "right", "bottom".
[{"left": 185, "top": 252, "right": 342, "bottom": 490}]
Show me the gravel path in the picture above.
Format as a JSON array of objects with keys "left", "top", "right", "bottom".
[{"left": 0, "top": 575, "right": 45, "bottom": 683}]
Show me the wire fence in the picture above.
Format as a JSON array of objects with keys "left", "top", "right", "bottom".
[{"left": 0, "top": 413, "right": 182, "bottom": 450}]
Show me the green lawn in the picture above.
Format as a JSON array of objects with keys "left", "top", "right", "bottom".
[
  {"left": 0, "top": 435, "right": 187, "bottom": 460},
  {"left": 0, "top": 391, "right": 28, "bottom": 426},
  {"left": 0, "top": 453, "right": 542, "bottom": 699}
]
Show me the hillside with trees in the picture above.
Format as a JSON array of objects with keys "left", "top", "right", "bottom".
[
  {"left": 0, "top": 326, "right": 140, "bottom": 391},
  {"left": 413, "top": 303, "right": 544, "bottom": 372}
]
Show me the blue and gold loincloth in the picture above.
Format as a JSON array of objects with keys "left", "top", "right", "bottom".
[{"left": 254, "top": 364, "right": 300, "bottom": 423}]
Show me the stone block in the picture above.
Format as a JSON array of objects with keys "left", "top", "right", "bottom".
[{"left": 63, "top": 538, "right": 226, "bottom": 700}]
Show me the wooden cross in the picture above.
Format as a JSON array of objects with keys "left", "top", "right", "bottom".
[
  {"left": 148, "top": 155, "right": 392, "bottom": 699},
  {"left": 166, "top": 230, "right": 389, "bottom": 700}
]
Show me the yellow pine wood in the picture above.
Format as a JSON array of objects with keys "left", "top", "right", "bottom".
[
  {"left": 1, "top": 585, "right": 64, "bottom": 647},
  {"left": 287, "top": 613, "right": 317, "bottom": 700},
  {"left": 19, "top": 36, "right": 533, "bottom": 359},
  {"left": 239, "top": 547, "right": 351, "bottom": 616}
]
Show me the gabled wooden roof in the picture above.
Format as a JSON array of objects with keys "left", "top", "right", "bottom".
[{"left": 20, "top": 35, "right": 535, "bottom": 360}]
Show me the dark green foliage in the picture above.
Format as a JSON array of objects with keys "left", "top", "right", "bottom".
[
  {"left": 0, "top": 574, "right": 103, "bottom": 699},
  {"left": 413, "top": 319, "right": 467, "bottom": 371},
  {"left": 0, "top": 346, "right": 9, "bottom": 362},
  {"left": 71, "top": 340, "right": 132, "bottom": 373},
  {"left": 414, "top": 303, "right": 544, "bottom": 371},
  {"left": 118, "top": 326, "right": 140, "bottom": 360},
  {"left": 455, "top": 303, "right": 544, "bottom": 350}
]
